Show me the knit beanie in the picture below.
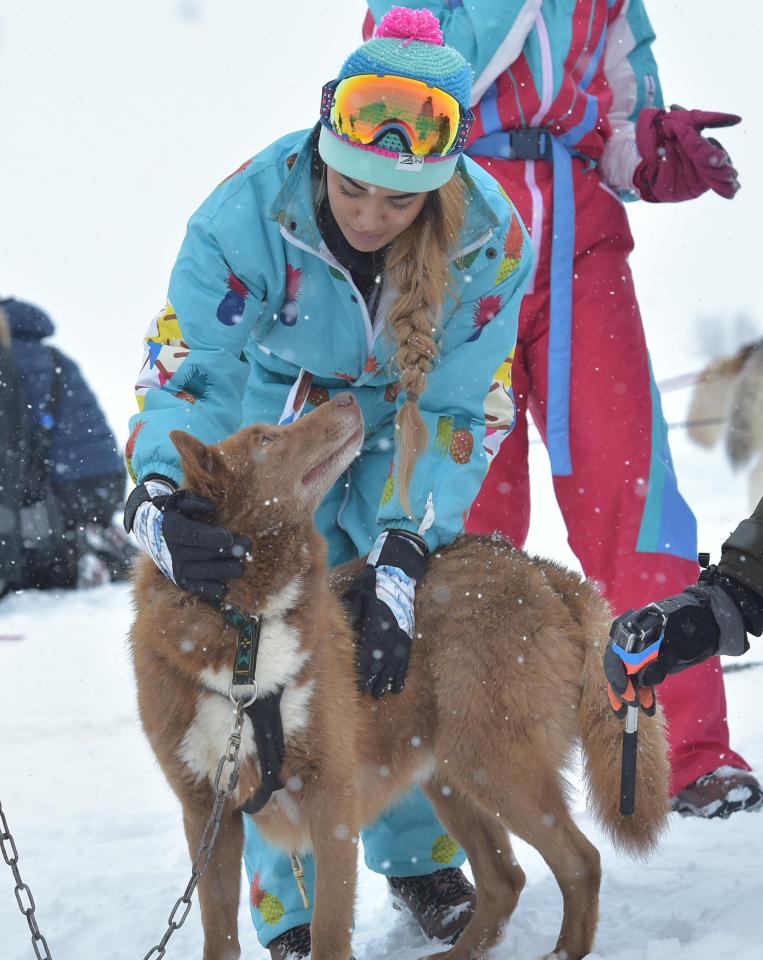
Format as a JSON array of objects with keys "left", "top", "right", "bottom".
[{"left": 318, "top": 7, "right": 473, "bottom": 192}]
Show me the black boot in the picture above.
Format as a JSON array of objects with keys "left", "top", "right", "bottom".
[
  {"left": 267, "top": 923, "right": 357, "bottom": 959},
  {"left": 388, "top": 867, "right": 475, "bottom": 941},
  {"left": 267, "top": 924, "right": 311, "bottom": 960},
  {"left": 672, "top": 767, "right": 763, "bottom": 818}
]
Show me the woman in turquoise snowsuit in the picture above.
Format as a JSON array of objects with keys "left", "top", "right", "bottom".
[{"left": 125, "top": 9, "right": 532, "bottom": 954}]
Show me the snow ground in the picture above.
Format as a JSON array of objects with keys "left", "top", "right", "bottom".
[{"left": 2, "top": 1, "right": 763, "bottom": 957}]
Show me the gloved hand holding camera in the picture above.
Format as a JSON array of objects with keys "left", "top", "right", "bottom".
[{"left": 604, "top": 496, "right": 763, "bottom": 713}]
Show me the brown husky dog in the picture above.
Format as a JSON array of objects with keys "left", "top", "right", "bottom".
[{"left": 130, "top": 393, "right": 669, "bottom": 960}]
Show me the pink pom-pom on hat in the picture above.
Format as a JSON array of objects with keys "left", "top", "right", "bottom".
[{"left": 375, "top": 6, "right": 444, "bottom": 46}]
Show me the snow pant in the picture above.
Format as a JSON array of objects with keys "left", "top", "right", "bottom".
[
  {"left": 243, "top": 421, "right": 465, "bottom": 947},
  {"left": 466, "top": 156, "right": 750, "bottom": 796}
]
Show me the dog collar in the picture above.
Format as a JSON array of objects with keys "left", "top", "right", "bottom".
[{"left": 210, "top": 598, "right": 286, "bottom": 815}]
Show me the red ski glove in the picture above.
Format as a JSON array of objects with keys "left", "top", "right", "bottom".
[{"left": 634, "top": 106, "right": 741, "bottom": 203}]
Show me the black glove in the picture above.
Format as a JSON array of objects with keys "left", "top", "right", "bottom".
[
  {"left": 603, "top": 565, "right": 758, "bottom": 716},
  {"left": 717, "top": 494, "right": 763, "bottom": 627},
  {"left": 124, "top": 478, "right": 252, "bottom": 605},
  {"left": 343, "top": 529, "right": 427, "bottom": 698}
]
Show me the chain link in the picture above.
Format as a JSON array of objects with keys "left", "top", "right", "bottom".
[
  {"left": 3, "top": 701, "right": 249, "bottom": 960},
  {"left": 140, "top": 700, "right": 247, "bottom": 960},
  {"left": 1, "top": 799, "right": 54, "bottom": 960}
]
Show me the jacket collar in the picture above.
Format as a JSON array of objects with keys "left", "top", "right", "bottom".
[
  {"left": 451, "top": 157, "right": 500, "bottom": 257},
  {"left": 268, "top": 127, "right": 324, "bottom": 250},
  {"left": 269, "top": 127, "right": 500, "bottom": 260}
]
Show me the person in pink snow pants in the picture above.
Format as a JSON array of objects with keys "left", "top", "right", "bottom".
[{"left": 366, "top": 0, "right": 761, "bottom": 817}]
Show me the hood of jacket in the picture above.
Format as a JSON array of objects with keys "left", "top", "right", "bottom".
[{"left": 1, "top": 298, "right": 55, "bottom": 341}]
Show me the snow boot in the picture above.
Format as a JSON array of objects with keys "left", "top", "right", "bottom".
[
  {"left": 388, "top": 867, "right": 475, "bottom": 941},
  {"left": 266, "top": 923, "right": 357, "bottom": 960},
  {"left": 672, "top": 767, "right": 763, "bottom": 818},
  {"left": 267, "top": 924, "right": 311, "bottom": 960}
]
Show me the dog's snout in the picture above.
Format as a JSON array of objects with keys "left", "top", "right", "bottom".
[{"left": 335, "top": 393, "right": 355, "bottom": 408}]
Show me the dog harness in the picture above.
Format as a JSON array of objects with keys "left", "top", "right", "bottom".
[{"left": 214, "top": 599, "right": 286, "bottom": 815}]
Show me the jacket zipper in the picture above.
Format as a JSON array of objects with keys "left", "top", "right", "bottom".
[{"left": 280, "top": 226, "right": 376, "bottom": 353}]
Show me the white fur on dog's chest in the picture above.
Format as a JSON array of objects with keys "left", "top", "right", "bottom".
[{"left": 178, "top": 579, "right": 314, "bottom": 797}]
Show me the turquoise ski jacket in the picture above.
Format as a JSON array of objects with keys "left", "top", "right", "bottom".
[{"left": 127, "top": 128, "right": 532, "bottom": 554}]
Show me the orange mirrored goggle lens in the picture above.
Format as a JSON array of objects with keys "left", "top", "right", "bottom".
[{"left": 322, "top": 73, "right": 466, "bottom": 158}]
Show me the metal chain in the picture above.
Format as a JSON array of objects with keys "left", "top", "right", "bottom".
[
  {"left": 1, "top": 799, "right": 54, "bottom": 960},
  {"left": 141, "top": 699, "right": 248, "bottom": 960},
  {"left": 2, "top": 694, "right": 251, "bottom": 960}
]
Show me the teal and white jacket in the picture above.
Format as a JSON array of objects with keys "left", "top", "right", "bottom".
[{"left": 127, "top": 128, "right": 532, "bottom": 553}]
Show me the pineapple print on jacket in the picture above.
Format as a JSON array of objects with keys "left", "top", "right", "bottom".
[
  {"left": 135, "top": 301, "right": 190, "bottom": 412},
  {"left": 496, "top": 214, "right": 524, "bottom": 285},
  {"left": 250, "top": 873, "right": 286, "bottom": 925},
  {"left": 432, "top": 834, "right": 460, "bottom": 865},
  {"left": 279, "top": 264, "right": 303, "bottom": 327},
  {"left": 380, "top": 460, "right": 396, "bottom": 506},
  {"left": 125, "top": 419, "right": 146, "bottom": 483},
  {"left": 467, "top": 294, "right": 504, "bottom": 343},
  {"left": 307, "top": 384, "right": 330, "bottom": 408},
  {"left": 217, "top": 270, "right": 250, "bottom": 326},
  {"left": 220, "top": 157, "right": 253, "bottom": 184},
  {"left": 435, "top": 416, "right": 475, "bottom": 464},
  {"left": 173, "top": 366, "right": 211, "bottom": 405}
]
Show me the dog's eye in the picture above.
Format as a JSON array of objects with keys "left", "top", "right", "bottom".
[{"left": 261, "top": 434, "right": 276, "bottom": 446}]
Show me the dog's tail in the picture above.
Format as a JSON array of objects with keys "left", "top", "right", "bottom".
[
  {"left": 687, "top": 354, "right": 740, "bottom": 449},
  {"left": 725, "top": 345, "right": 763, "bottom": 467},
  {"left": 576, "top": 594, "right": 671, "bottom": 858}
]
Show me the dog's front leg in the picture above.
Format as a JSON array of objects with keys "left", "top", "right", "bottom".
[
  {"left": 181, "top": 786, "right": 244, "bottom": 960},
  {"left": 308, "top": 786, "right": 358, "bottom": 960}
]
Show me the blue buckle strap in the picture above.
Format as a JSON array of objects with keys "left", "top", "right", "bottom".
[
  {"left": 467, "top": 126, "right": 596, "bottom": 476},
  {"left": 547, "top": 137, "right": 575, "bottom": 476}
]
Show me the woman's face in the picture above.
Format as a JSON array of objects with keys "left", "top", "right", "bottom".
[{"left": 326, "top": 166, "right": 428, "bottom": 253}]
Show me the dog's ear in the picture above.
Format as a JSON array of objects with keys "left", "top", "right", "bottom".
[{"left": 170, "top": 430, "right": 225, "bottom": 498}]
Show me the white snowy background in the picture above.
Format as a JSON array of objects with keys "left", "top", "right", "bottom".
[{"left": 1, "top": 2, "right": 762, "bottom": 958}]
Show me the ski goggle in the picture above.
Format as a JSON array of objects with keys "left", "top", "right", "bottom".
[{"left": 320, "top": 73, "right": 473, "bottom": 159}]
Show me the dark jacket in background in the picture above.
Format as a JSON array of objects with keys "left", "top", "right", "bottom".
[
  {"left": 1, "top": 297, "right": 128, "bottom": 591},
  {"left": 3, "top": 297, "right": 123, "bottom": 488}
]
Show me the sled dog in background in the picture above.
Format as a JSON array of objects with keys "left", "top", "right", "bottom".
[
  {"left": 688, "top": 339, "right": 763, "bottom": 511},
  {"left": 129, "top": 394, "right": 670, "bottom": 960}
]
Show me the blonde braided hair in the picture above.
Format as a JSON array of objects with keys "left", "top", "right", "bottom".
[{"left": 385, "top": 174, "right": 466, "bottom": 515}]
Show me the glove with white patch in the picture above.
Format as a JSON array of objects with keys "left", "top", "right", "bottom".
[
  {"left": 344, "top": 529, "right": 427, "bottom": 698},
  {"left": 124, "top": 477, "right": 252, "bottom": 605}
]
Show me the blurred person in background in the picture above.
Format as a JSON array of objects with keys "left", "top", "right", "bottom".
[
  {"left": 364, "top": 1, "right": 760, "bottom": 818},
  {"left": 0, "top": 297, "right": 136, "bottom": 598}
]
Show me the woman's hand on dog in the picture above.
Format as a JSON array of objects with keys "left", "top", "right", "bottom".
[
  {"left": 125, "top": 478, "right": 252, "bottom": 605},
  {"left": 344, "top": 529, "right": 428, "bottom": 698}
]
